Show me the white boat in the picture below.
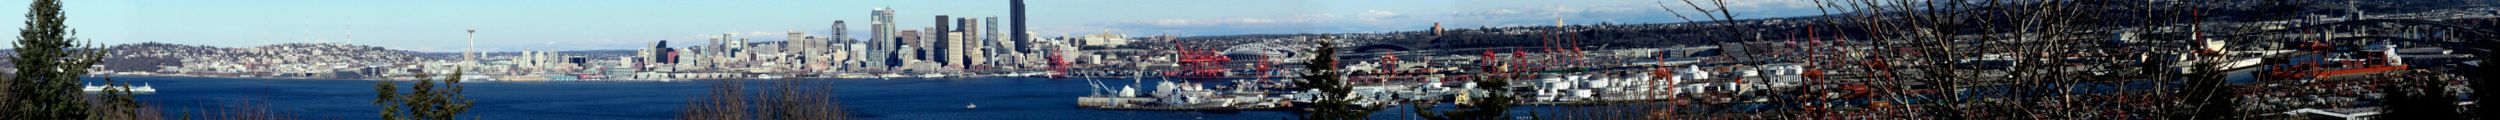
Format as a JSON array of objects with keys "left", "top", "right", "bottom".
[
  {"left": 879, "top": 74, "right": 905, "bottom": 79},
  {"left": 966, "top": 103, "right": 978, "bottom": 109},
  {"left": 918, "top": 73, "right": 947, "bottom": 78},
  {"left": 758, "top": 74, "right": 785, "bottom": 79},
  {"left": 82, "top": 83, "right": 155, "bottom": 93},
  {"left": 459, "top": 75, "right": 496, "bottom": 82}
]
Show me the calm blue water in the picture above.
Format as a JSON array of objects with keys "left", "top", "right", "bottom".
[
  {"left": 91, "top": 72, "right": 2268, "bottom": 119},
  {"left": 96, "top": 76, "right": 1541, "bottom": 120}
]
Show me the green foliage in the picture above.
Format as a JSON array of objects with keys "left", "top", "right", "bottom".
[
  {"left": 4, "top": 0, "right": 110, "bottom": 119},
  {"left": 1294, "top": 40, "right": 1375, "bottom": 120},
  {"left": 376, "top": 67, "right": 475, "bottom": 120}
]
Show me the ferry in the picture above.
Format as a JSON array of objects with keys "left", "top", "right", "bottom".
[
  {"left": 878, "top": 73, "right": 905, "bottom": 79},
  {"left": 81, "top": 83, "right": 156, "bottom": 93},
  {"left": 758, "top": 74, "right": 786, "bottom": 79},
  {"left": 459, "top": 75, "right": 496, "bottom": 82}
]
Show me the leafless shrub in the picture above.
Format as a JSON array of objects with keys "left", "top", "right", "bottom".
[{"left": 678, "top": 79, "right": 850, "bottom": 120}]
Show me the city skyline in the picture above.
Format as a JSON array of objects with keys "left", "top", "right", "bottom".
[
  {"left": 7, "top": 0, "right": 2489, "bottom": 119},
  {"left": 0, "top": 0, "right": 1827, "bottom": 52}
]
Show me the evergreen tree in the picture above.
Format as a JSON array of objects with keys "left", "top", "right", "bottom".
[
  {"left": 376, "top": 67, "right": 474, "bottom": 120},
  {"left": 1294, "top": 39, "right": 1374, "bottom": 120},
  {"left": 6, "top": 0, "right": 107, "bottom": 119}
]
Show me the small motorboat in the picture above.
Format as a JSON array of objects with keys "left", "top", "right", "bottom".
[{"left": 966, "top": 103, "right": 978, "bottom": 109}]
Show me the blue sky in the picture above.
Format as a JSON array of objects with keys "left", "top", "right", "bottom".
[{"left": 0, "top": 0, "right": 1828, "bottom": 52}]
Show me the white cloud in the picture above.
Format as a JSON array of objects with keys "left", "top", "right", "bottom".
[
  {"left": 744, "top": 31, "right": 776, "bottom": 39},
  {"left": 1358, "top": 10, "right": 1401, "bottom": 22}
]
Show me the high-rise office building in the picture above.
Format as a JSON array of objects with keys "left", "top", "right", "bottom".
[
  {"left": 932, "top": 15, "right": 950, "bottom": 65},
  {"left": 709, "top": 34, "right": 725, "bottom": 57},
  {"left": 638, "top": 43, "right": 655, "bottom": 71},
  {"left": 830, "top": 20, "right": 850, "bottom": 70},
  {"left": 654, "top": 40, "right": 675, "bottom": 63},
  {"left": 918, "top": 27, "right": 935, "bottom": 65},
  {"left": 788, "top": 30, "right": 813, "bottom": 70},
  {"left": 733, "top": 35, "right": 749, "bottom": 53},
  {"left": 984, "top": 16, "right": 1006, "bottom": 67},
  {"left": 832, "top": 20, "right": 847, "bottom": 42},
  {"left": 788, "top": 30, "right": 806, "bottom": 53},
  {"left": 900, "top": 30, "right": 923, "bottom": 63},
  {"left": 962, "top": 18, "right": 985, "bottom": 67},
  {"left": 946, "top": 32, "right": 966, "bottom": 67},
  {"left": 961, "top": 18, "right": 980, "bottom": 46},
  {"left": 1010, "top": 0, "right": 1029, "bottom": 53},
  {"left": 985, "top": 16, "right": 999, "bottom": 43},
  {"left": 870, "top": 7, "right": 896, "bottom": 68}
]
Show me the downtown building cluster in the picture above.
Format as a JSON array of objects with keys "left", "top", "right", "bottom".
[
  {"left": 97, "top": 0, "right": 1132, "bottom": 80},
  {"left": 620, "top": 3, "right": 1083, "bottom": 79}
]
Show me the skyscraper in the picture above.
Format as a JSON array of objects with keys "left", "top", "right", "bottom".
[
  {"left": 710, "top": 34, "right": 724, "bottom": 56},
  {"left": 830, "top": 20, "right": 850, "bottom": 70},
  {"left": 870, "top": 7, "right": 896, "bottom": 68},
  {"left": 932, "top": 15, "right": 951, "bottom": 65},
  {"left": 934, "top": 15, "right": 949, "bottom": 45},
  {"left": 961, "top": 18, "right": 979, "bottom": 45},
  {"left": 946, "top": 32, "right": 965, "bottom": 68},
  {"left": 985, "top": 16, "right": 998, "bottom": 43},
  {"left": 963, "top": 18, "right": 985, "bottom": 67},
  {"left": 985, "top": 16, "right": 1009, "bottom": 67},
  {"left": 654, "top": 40, "right": 674, "bottom": 64},
  {"left": 901, "top": 30, "right": 923, "bottom": 62},
  {"left": 788, "top": 30, "right": 808, "bottom": 64},
  {"left": 1011, "top": 0, "right": 1029, "bottom": 53},
  {"left": 832, "top": 20, "right": 847, "bottom": 43}
]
